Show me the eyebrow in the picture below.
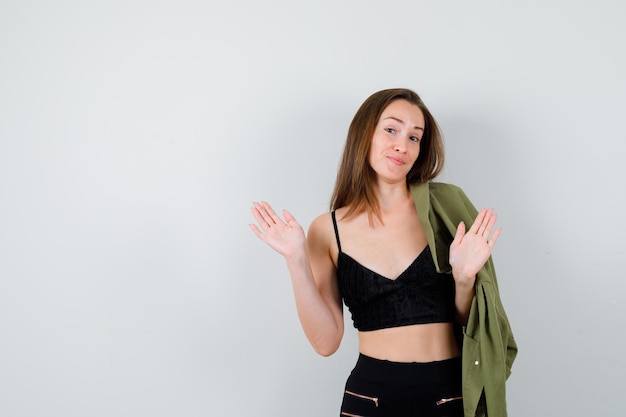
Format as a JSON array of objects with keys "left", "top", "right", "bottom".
[{"left": 383, "top": 116, "right": 424, "bottom": 131}]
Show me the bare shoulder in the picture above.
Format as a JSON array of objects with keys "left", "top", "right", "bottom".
[
  {"left": 307, "top": 212, "right": 339, "bottom": 266},
  {"left": 307, "top": 212, "right": 334, "bottom": 246}
]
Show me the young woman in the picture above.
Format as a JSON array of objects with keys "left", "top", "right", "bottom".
[{"left": 250, "top": 88, "right": 516, "bottom": 417}]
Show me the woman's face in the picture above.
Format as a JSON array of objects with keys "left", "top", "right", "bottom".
[{"left": 368, "top": 99, "right": 425, "bottom": 184}]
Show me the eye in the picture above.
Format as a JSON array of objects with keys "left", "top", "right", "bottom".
[
  {"left": 384, "top": 127, "right": 396, "bottom": 134},
  {"left": 409, "top": 135, "right": 421, "bottom": 143}
]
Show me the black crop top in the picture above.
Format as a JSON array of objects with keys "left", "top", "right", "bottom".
[{"left": 332, "top": 211, "right": 456, "bottom": 331}]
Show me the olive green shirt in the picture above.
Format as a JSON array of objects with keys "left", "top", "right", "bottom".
[{"left": 411, "top": 182, "right": 518, "bottom": 417}]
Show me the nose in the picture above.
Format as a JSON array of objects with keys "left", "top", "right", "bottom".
[{"left": 394, "top": 141, "right": 406, "bottom": 153}]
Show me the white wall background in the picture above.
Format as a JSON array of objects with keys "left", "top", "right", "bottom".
[{"left": 1, "top": 0, "right": 625, "bottom": 415}]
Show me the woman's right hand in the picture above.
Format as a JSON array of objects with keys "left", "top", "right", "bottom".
[{"left": 249, "top": 201, "right": 306, "bottom": 258}]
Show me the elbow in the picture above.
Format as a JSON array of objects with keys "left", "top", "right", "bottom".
[
  {"left": 310, "top": 334, "right": 341, "bottom": 357},
  {"left": 314, "top": 346, "right": 339, "bottom": 358},
  {"left": 314, "top": 343, "right": 340, "bottom": 357}
]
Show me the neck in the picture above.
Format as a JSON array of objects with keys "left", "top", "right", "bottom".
[{"left": 374, "top": 181, "right": 412, "bottom": 214}]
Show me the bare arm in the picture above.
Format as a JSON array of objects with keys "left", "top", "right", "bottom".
[
  {"left": 448, "top": 208, "right": 501, "bottom": 325},
  {"left": 250, "top": 202, "right": 344, "bottom": 356}
]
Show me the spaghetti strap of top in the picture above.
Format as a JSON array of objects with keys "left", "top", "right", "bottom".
[{"left": 331, "top": 211, "right": 342, "bottom": 253}]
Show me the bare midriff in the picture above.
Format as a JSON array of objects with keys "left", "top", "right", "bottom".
[{"left": 358, "top": 322, "right": 460, "bottom": 363}]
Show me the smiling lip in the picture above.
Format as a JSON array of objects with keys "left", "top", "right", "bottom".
[{"left": 387, "top": 156, "right": 405, "bottom": 165}]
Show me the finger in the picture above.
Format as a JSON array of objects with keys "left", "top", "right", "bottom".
[
  {"left": 249, "top": 223, "right": 264, "bottom": 239},
  {"left": 261, "top": 201, "right": 282, "bottom": 225},
  {"left": 488, "top": 227, "right": 502, "bottom": 247},
  {"left": 283, "top": 209, "right": 297, "bottom": 226},
  {"left": 469, "top": 209, "right": 487, "bottom": 235},
  {"left": 251, "top": 205, "right": 271, "bottom": 230},
  {"left": 477, "top": 208, "right": 493, "bottom": 236},
  {"left": 451, "top": 221, "right": 465, "bottom": 247},
  {"left": 253, "top": 201, "right": 281, "bottom": 228},
  {"left": 482, "top": 212, "right": 498, "bottom": 238}
]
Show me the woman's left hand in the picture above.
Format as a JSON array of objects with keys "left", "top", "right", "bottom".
[{"left": 449, "top": 208, "right": 501, "bottom": 287}]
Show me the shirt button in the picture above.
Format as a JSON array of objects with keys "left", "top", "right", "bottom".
[{"left": 474, "top": 360, "right": 480, "bottom": 365}]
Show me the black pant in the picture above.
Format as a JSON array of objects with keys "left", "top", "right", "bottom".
[{"left": 340, "top": 354, "right": 463, "bottom": 417}]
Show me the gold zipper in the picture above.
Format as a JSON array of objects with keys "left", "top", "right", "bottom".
[
  {"left": 340, "top": 412, "right": 364, "bottom": 417},
  {"left": 344, "top": 390, "right": 379, "bottom": 407},
  {"left": 436, "top": 396, "right": 463, "bottom": 406}
]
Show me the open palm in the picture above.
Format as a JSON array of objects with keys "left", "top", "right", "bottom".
[
  {"left": 249, "top": 201, "right": 306, "bottom": 257},
  {"left": 449, "top": 208, "right": 501, "bottom": 284}
]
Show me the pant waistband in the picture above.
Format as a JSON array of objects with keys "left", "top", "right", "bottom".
[{"left": 351, "top": 353, "right": 461, "bottom": 385}]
